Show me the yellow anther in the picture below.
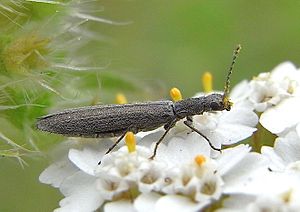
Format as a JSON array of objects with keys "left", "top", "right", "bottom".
[
  {"left": 170, "top": 87, "right": 182, "bottom": 102},
  {"left": 125, "top": 132, "right": 136, "bottom": 153},
  {"left": 194, "top": 155, "right": 206, "bottom": 166},
  {"left": 202, "top": 72, "right": 213, "bottom": 93},
  {"left": 115, "top": 93, "right": 128, "bottom": 104}
]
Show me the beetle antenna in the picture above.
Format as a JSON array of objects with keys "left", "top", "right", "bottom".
[{"left": 223, "top": 44, "right": 242, "bottom": 99}]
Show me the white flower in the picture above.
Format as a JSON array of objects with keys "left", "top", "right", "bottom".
[
  {"left": 260, "top": 96, "right": 300, "bottom": 135},
  {"left": 40, "top": 130, "right": 260, "bottom": 212},
  {"left": 261, "top": 129, "right": 300, "bottom": 172},
  {"left": 136, "top": 160, "right": 167, "bottom": 193},
  {"left": 232, "top": 62, "right": 300, "bottom": 134},
  {"left": 143, "top": 131, "right": 268, "bottom": 211},
  {"left": 191, "top": 90, "right": 258, "bottom": 151},
  {"left": 40, "top": 138, "right": 115, "bottom": 211},
  {"left": 219, "top": 129, "right": 300, "bottom": 212},
  {"left": 38, "top": 61, "right": 300, "bottom": 211},
  {"left": 218, "top": 171, "right": 300, "bottom": 212},
  {"left": 250, "top": 62, "right": 300, "bottom": 110},
  {"left": 153, "top": 96, "right": 258, "bottom": 159},
  {"left": 55, "top": 171, "right": 104, "bottom": 212},
  {"left": 193, "top": 101, "right": 258, "bottom": 147},
  {"left": 39, "top": 138, "right": 106, "bottom": 188},
  {"left": 40, "top": 135, "right": 167, "bottom": 211},
  {"left": 217, "top": 145, "right": 269, "bottom": 194}
]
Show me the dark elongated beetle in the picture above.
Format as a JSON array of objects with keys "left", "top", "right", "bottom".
[{"left": 37, "top": 45, "right": 241, "bottom": 160}]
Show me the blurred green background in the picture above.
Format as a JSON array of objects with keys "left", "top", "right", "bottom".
[{"left": 1, "top": 0, "right": 300, "bottom": 211}]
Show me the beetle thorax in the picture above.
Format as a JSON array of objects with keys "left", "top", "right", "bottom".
[{"left": 173, "top": 93, "right": 227, "bottom": 119}]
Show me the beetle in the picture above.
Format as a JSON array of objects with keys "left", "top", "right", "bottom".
[{"left": 36, "top": 45, "right": 241, "bottom": 159}]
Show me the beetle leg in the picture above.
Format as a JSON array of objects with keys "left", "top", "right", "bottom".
[
  {"left": 183, "top": 120, "right": 221, "bottom": 152},
  {"left": 149, "top": 119, "right": 177, "bottom": 160},
  {"left": 186, "top": 116, "right": 193, "bottom": 123},
  {"left": 105, "top": 132, "right": 127, "bottom": 155},
  {"left": 98, "top": 131, "right": 127, "bottom": 165}
]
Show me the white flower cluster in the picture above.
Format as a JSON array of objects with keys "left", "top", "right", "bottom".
[
  {"left": 221, "top": 62, "right": 300, "bottom": 212},
  {"left": 40, "top": 62, "right": 300, "bottom": 212},
  {"left": 231, "top": 62, "right": 300, "bottom": 135}
]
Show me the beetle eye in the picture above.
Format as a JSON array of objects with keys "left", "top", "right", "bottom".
[{"left": 210, "top": 101, "right": 220, "bottom": 110}]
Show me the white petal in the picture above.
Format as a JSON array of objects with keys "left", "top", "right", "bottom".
[
  {"left": 287, "top": 161, "right": 300, "bottom": 172},
  {"left": 194, "top": 102, "right": 257, "bottom": 146},
  {"left": 68, "top": 148, "right": 100, "bottom": 176},
  {"left": 134, "top": 192, "right": 161, "bottom": 212},
  {"left": 221, "top": 193, "right": 255, "bottom": 210},
  {"left": 136, "top": 129, "right": 162, "bottom": 140},
  {"left": 104, "top": 200, "right": 135, "bottom": 212},
  {"left": 296, "top": 123, "right": 300, "bottom": 137},
  {"left": 260, "top": 97, "right": 300, "bottom": 134},
  {"left": 139, "top": 129, "right": 165, "bottom": 148},
  {"left": 220, "top": 103, "right": 258, "bottom": 127},
  {"left": 270, "top": 61, "right": 298, "bottom": 81},
  {"left": 260, "top": 146, "right": 286, "bottom": 170},
  {"left": 155, "top": 195, "right": 208, "bottom": 212},
  {"left": 39, "top": 156, "right": 78, "bottom": 188},
  {"left": 230, "top": 80, "right": 251, "bottom": 103},
  {"left": 217, "top": 144, "right": 251, "bottom": 176},
  {"left": 156, "top": 133, "right": 211, "bottom": 166},
  {"left": 254, "top": 102, "right": 268, "bottom": 112},
  {"left": 276, "top": 132, "right": 300, "bottom": 162},
  {"left": 240, "top": 171, "right": 299, "bottom": 196},
  {"left": 215, "top": 124, "right": 256, "bottom": 145},
  {"left": 221, "top": 153, "right": 269, "bottom": 194},
  {"left": 56, "top": 171, "right": 103, "bottom": 212}
]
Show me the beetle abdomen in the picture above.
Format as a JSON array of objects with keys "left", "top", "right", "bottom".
[{"left": 36, "top": 101, "right": 176, "bottom": 137}]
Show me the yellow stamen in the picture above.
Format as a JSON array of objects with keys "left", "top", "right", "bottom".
[
  {"left": 194, "top": 155, "right": 206, "bottom": 166},
  {"left": 202, "top": 72, "right": 213, "bottom": 93},
  {"left": 170, "top": 87, "right": 182, "bottom": 102},
  {"left": 125, "top": 132, "right": 136, "bottom": 153},
  {"left": 115, "top": 93, "right": 127, "bottom": 104}
]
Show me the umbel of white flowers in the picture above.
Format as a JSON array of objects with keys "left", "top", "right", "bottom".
[{"left": 40, "top": 62, "right": 300, "bottom": 212}]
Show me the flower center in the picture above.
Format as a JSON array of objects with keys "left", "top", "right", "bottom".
[
  {"left": 101, "top": 180, "right": 120, "bottom": 191},
  {"left": 281, "top": 189, "right": 292, "bottom": 203},
  {"left": 200, "top": 180, "right": 217, "bottom": 195},
  {"left": 141, "top": 172, "right": 159, "bottom": 184}
]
